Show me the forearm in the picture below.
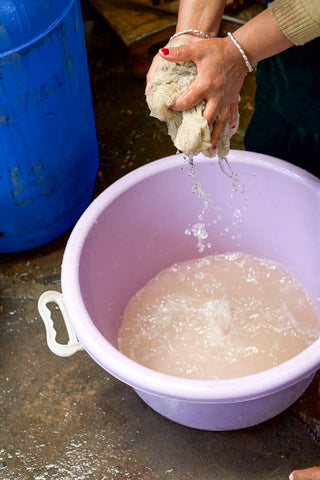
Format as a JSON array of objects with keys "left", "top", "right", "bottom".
[
  {"left": 269, "top": 0, "right": 320, "bottom": 45},
  {"left": 175, "top": 0, "right": 227, "bottom": 36},
  {"left": 230, "top": 8, "right": 294, "bottom": 66}
]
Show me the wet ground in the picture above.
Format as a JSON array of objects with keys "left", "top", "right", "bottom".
[{"left": 1, "top": 2, "right": 320, "bottom": 479}]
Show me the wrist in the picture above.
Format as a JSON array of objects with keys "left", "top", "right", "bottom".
[
  {"left": 175, "top": 0, "right": 225, "bottom": 37},
  {"left": 225, "top": 10, "right": 294, "bottom": 66},
  {"left": 169, "top": 34, "right": 212, "bottom": 46},
  {"left": 224, "top": 35, "right": 251, "bottom": 77},
  {"left": 170, "top": 29, "right": 215, "bottom": 43},
  {"left": 227, "top": 32, "right": 253, "bottom": 73}
]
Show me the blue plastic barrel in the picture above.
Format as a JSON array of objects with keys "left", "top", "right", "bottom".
[{"left": 0, "top": 0, "right": 99, "bottom": 252}]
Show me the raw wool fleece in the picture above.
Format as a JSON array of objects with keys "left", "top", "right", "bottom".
[{"left": 146, "top": 44, "right": 239, "bottom": 158}]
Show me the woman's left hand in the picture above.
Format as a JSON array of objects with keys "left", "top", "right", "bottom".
[{"left": 158, "top": 37, "right": 248, "bottom": 150}]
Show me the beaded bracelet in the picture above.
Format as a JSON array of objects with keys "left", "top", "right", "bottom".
[
  {"left": 227, "top": 32, "right": 253, "bottom": 73},
  {"left": 169, "top": 29, "right": 212, "bottom": 42}
]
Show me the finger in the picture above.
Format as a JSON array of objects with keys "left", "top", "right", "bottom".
[
  {"left": 210, "top": 120, "right": 228, "bottom": 150},
  {"left": 202, "top": 98, "right": 220, "bottom": 126},
  {"left": 171, "top": 72, "right": 215, "bottom": 111},
  {"left": 229, "top": 101, "right": 239, "bottom": 130},
  {"left": 290, "top": 467, "right": 320, "bottom": 480},
  {"left": 145, "top": 80, "right": 152, "bottom": 94},
  {"left": 171, "top": 82, "right": 205, "bottom": 111},
  {"left": 210, "top": 107, "right": 230, "bottom": 148},
  {"left": 159, "top": 44, "right": 194, "bottom": 63},
  {"left": 145, "top": 53, "right": 161, "bottom": 93}
]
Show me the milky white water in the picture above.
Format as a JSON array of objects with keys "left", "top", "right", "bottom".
[{"left": 118, "top": 252, "right": 320, "bottom": 380}]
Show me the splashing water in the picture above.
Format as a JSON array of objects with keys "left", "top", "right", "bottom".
[
  {"left": 182, "top": 153, "right": 211, "bottom": 253},
  {"left": 218, "top": 156, "right": 247, "bottom": 206},
  {"left": 181, "top": 152, "right": 248, "bottom": 253}
]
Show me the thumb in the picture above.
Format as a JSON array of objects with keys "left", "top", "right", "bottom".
[
  {"left": 159, "top": 44, "right": 193, "bottom": 63},
  {"left": 145, "top": 53, "right": 160, "bottom": 93}
]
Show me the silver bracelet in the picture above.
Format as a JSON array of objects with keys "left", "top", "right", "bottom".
[
  {"left": 169, "top": 29, "right": 212, "bottom": 42},
  {"left": 227, "top": 31, "right": 253, "bottom": 73}
]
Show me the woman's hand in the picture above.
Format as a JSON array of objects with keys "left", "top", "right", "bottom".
[
  {"left": 145, "top": 34, "right": 217, "bottom": 94},
  {"left": 158, "top": 36, "right": 248, "bottom": 150},
  {"left": 290, "top": 467, "right": 320, "bottom": 480},
  {"left": 146, "top": 3, "right": 294, "bottom": 151}
]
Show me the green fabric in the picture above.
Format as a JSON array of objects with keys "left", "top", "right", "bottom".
[
  {"left": 244, "top": 92, "right": 320, "bottom": 176},
  {"left": 244, "top": 0, "right": 320, "bottom": 173},
  {"left": 255, "top": 38, "right": 320, "bottom": 134}
]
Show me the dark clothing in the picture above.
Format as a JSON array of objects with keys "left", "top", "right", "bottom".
[
  {"left": 244, "top": 92, "right": 320, "bottom": 175},
  {"left": 244, "top": 0, "right": 320, "bottom": 175}
]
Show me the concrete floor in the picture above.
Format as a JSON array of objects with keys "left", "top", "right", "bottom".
[{"left": 1, "top": 3, "right": 320, "bottom": 479}]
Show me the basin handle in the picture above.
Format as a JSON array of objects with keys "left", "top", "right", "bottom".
[{"left": 38, "top": 290, "right": 84, "bottom": 357}]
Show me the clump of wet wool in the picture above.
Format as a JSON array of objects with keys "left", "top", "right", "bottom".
[{"left": 146, "top": 41, "right": 239, "bottom": 157}]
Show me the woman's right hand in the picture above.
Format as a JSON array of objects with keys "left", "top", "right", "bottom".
[
  {"left": 155, "top": 36, "right": 248, "bottom": 150},
  {"left": 145, "top": 34, "right": 215, "bottom": 95}
]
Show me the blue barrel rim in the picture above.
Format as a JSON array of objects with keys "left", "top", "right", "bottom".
[{"left": 0, "top": 0, "right": 76, "bottom": 59}]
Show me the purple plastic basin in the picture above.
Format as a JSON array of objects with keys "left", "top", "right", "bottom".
[{"left": 60, "top": 150, "right": 320, "bottom": 430}]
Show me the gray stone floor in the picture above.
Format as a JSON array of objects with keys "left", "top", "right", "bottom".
[{"left": 1, "top": 3, "right": 320, "bottom": 479}]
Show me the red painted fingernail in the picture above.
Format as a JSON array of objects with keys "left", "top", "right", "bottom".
[
  {"left": 160, "top": 48, "right": 170, "bottom": 55},
  {"left": 213, "top": 145, "right": 217, "bottom": 150},
  {"left": 231, "top": 124, "right": 236, "bottom": 129}
]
